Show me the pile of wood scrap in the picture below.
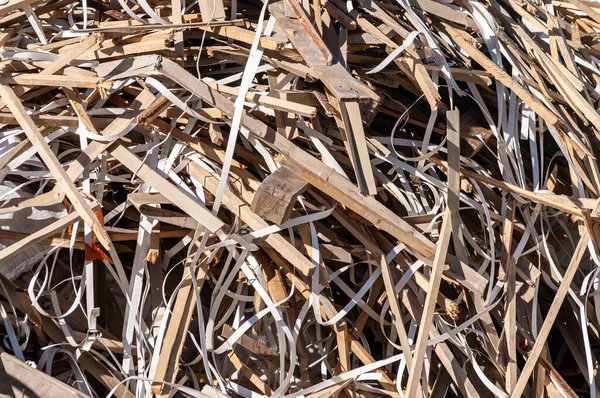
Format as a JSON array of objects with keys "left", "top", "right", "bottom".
[{"left": 3, "top": 0, "right": 600, "bottom": 397}]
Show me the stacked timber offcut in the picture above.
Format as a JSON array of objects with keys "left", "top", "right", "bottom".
[{"left": 2, "top": 0, "right": 600, "bottom": 397}]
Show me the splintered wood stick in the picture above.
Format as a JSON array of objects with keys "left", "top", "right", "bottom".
[
  {"left": 41, "top": 34, "right": 98, "bottom": 76},
  {"left": 221, "top": 324, "right": 280, "bottom": 363},
  {"left": 446, "top": 109, "right": 467, "bottom": 264},
  {"left": 338, "top": 100, "right": 377, "bottom": 196},
  {"left": 405, "top": 208, "right": 452, "bottom": 398},
  {"left": 406, "top": 109, "right": 459, "bottom": 397},
  {"left": 443, "top": 23, "right": 559, "bottom": 128},
  {"left": 334, "top": 322, "right": 354, "bottom": 396},
  {"left": 511, "top": 231, "right": 590, "bottom": 397},
  {"left": 205, "top": 82, "right": 318, "bottom": 117},
  {"left": 62, "top": 86, "right": 99, "bottom": 134},
  {"left": 428, "top": 155, "right": 587, "bottom": 218},
  {"left": 151, "top": 260, "right": 210, "bottom": 396},
  {"left": 228, "top": 350, "right": 273, "bottom": 395},
  {"left": 171, "top": 0, "right": 184, "bottom": 62},
  {"left": 0, "top": 80, "right": 111, "bottom": 249},
  {"left": 0, "top": 211, "right": 83, "bottom": 262},
  {"left": 0, "top": 74, "right": 110, "bottom": 89},
  {"left": 109, "top": 144, "right": 226, "bottom": 233},
  {"left": 502, "top": 198, "right": 518, "bottom": 393}
]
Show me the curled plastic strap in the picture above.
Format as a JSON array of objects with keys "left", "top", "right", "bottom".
[
  {"left": 106, "top": 375, "right": 219, "bottom": 398},
  {"left": 281, "top": 353, "right": 404, "bottom": 398},
  {"left": 42, "top": 346, "right": 94, "bottom": 395},
  {"left": 74, "top": 124, "right": 132, "bottom": 142},
  {"left": 395, "top": 0, "right": 460, "bottom": 96},
  {"left": 214, "top": 64, "right": 274, "bottom": 85},
  {"left": 346, "top": 0, "right": 354, "bottom": 13},
  {"left": 81, "top": 0, "right": 88, "bottom": 29},
  {"left": 212, "top": 12, "right": 275, "bottom": 214},
  {"left": 28, "top": 243, "right": 85, "bottom": 321},
  {"left": 115, "top": 0, "right": 147, "bottom": 23},
  {"left": 229, "top": 382, "right": 268, "bottom": 398},
  {"left": 213, "top": 277, "right": 294, "bottom": 355},
  {"left": 427, "top": 297, "right": 502, "bottom": 346},
  {"left": 320, "top": 266, "right": 382, "bottom": 326},
  {"left": 248, "top": 206, "right": 335, "bottom": 240},
  {"left": 0, "top": 303, "right": 25, "bottom": 361},
  {"left": 366, "top": 31, "right": 422, "bottom": 75},
  {"left": 467, "top": 344, "right": 510, "bottom": 398},
  {"left": 130, "top": 0, "right": 169, "bottom": 24},
  {"left": 145, "top": 77, "right": 224, "bottom": 125}
]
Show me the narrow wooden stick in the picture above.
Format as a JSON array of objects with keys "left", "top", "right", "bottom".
[
  {"left": 405, "top": 208, "right": 452, "bottom": 397},
  {"left": 511, "top": 231, "right": 590, "bottom": 397}
]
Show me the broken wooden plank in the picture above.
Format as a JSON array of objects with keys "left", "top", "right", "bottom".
[{"left": 250, "top": 165, "right": 308, "bottom": 224}]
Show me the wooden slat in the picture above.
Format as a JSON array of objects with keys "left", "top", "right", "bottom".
[
  {"left": 151, "top": 260, "right": 209, "bottom": 396},
  {"left": 511, "top": 232, "right": 590, "bottom": 397},
  {"left": 405, "top": 209, "right": 452, "bottom": 397},
  {"left": 0, "top": 80, "right": 111, "bottom": 249}
]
